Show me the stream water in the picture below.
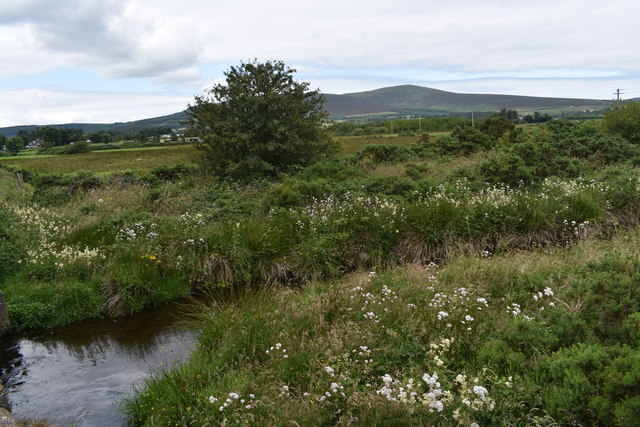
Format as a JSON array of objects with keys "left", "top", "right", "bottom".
[{"left": 0, "top": 301, "right": 197, "bottom": 426}]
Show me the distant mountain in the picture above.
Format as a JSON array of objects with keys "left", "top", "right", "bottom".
[
  {"left": 0, "top": 111, "right": 188, "bottom": 137},
  {"left": 324, "top": 85, "right": 612, "bottom": 117},
  {"left": 0, "top": 85, "right": 613, "bottom": 136}
]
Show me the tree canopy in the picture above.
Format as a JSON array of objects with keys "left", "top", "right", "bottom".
[{"left": 187, "top": 60, "right": 335, "bottom": 179}]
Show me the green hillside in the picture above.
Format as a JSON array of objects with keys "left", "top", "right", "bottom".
[
  {"left": 0, "top": 85, "right": 613, "bottom": 137},
  {"left": 337, "top": 84, "right": 611, "bottom": 115}
]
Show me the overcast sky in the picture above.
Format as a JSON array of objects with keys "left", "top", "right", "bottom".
[{"left": 1, "top": 0, "right": 639, "bottom": 126}]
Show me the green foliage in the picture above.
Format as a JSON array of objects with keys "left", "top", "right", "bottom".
[
  {"left": 355, "top": 144, "right": 414, "bottom": 164},
  {"left": 104, "top": 244, "right": 189, "bottom": 316},
  {"left": 64, "top": 140, "right": 91, "bottom": 154},
  {"left": 602, "top": 101, "right": 640, "bottom": 143},
  {"left": 569, "top": 254, "right": 640, "bottom": 343},
  {"left": 414, "top": 126, "right": 496, "bottom": 157},
  {"left": 479, "top": 116, "right": 516, "bottom": 140},
  {"left": 5, "top": 136, "right": 24, "bottom": 153},
  {"left": 5, "top": 279, "right": 103, "bottom": 329},
  {"left": 0, "top": 204, "right": 27, "bottom": 283},
  {"left": 479, "top": 120, "right": 640, "bottom": 185},
  {"left": 188, "top": 60, "right": 336, "bottom": 179},
  {"left": 521, "top": 111, "right": 553, "bottom": 123},
  {"left": 540, "top": 344, "right": 640, "bottom": 426},
  {"left": 330, "top": 117, "right": 471, "bottom": 136},
  {"left": 18, "top": 126, "right": 85, "bottom": 147},
  {"left": 149, "top": 163, "right": 189, "bottom": 181},
  {"left": 29, "top": 171, "right": 103, "bottom": 206}
]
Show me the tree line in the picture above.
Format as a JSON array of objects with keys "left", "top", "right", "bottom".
[{"left": 1, "top": 126, "right": 175, "bottom": 153}]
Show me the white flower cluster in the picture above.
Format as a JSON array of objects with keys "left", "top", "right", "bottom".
[
  {"left": 349, "top": 282, "right": 399, "bottom": 322},
  {"left": 348, "top": 345, "right": 373, "bottom": 364},
  {"left": 455, "top": 374, "right": 495, "bottom": 412},
  {"left": 179, "top": 212, "right": 205, "bottom": 227},
  {"left": 429, "top": 287, "right": 489, "bottom": 331},
  {"left": 294, "top": 193, "right": 404, "bottom": 234},
  {"left": 265, "top": 342, "right": 288, "bottom": 359},
  {"left": 11, "top": 205, "right": 70, "bottom": 240},
  {"left": 25, "top": 243, "right": 103, "bottom": 268},
  {"left": 532, "top": 287, "right": 556, "bottom": 310},
  {"left": 542, "top": 177, "right": 606, "bottom": 197},
  {"left": 11, "top": 204, "right": 103, "bottom": 268},
  {"left": 208, "top": 391, "right": 256, "bottom": 412},
  {"left": 317, "top": 380, "right": 345, "bottom": 402},
  {"left": 116, "top": 222, "right": 157, "bottom": 242}
]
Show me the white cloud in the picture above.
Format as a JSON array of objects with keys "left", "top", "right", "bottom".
[
  {"left": 0, "top": 0, "right": 639, "bottom": 125},
  {"left": 0, "top": 89, "right": 190, "bottom": 126}
]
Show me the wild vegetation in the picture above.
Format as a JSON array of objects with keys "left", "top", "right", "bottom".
[{"left": 1, "top": 64, "right": 640, "bottom": 425}]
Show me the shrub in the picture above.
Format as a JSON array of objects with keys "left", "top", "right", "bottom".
[
  {"left": 355, "top": 144, "right": 413, "bottom": 164},
  {"left": 569, "top": 254, "right": 640, "bottom": 343},
  {"left": 479, "top": 116, "right": 516, "bottom": 140},
  {"left": 602, "top": 101, "right": 640, "bottom": 143},
  {"left": 64, "top": 140, "right": 91, "bottom": 154}
]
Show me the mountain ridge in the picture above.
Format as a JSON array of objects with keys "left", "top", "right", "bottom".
[{"left": 0, "top": 85, "right": 613, "bottom": 136}]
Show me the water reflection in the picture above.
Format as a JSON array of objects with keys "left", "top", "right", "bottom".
[{"left": 0, "top": 301, "right": 197, "bottom": 426}]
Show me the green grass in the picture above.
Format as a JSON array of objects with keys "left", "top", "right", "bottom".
[
  {"left": 336, "top": 135, "right": 421, "bottom": 156},
  {"left": 1, "top": 120, "right": 639, "bottom": 424},
  {"left": 1, "top": 136, "right": 422, "bottom": 174},
  {"left": 125, "top": 228, "right": 640, "bottom": 426},
  {"left": 0, "top": 145, "right": 198, "bottom": 174}
]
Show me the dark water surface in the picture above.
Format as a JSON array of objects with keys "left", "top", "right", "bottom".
[{"left": 0, "top": 301, "right": 197, "bottom": 426}]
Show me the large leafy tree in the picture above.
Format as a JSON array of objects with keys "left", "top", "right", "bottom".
[{"left": 187, "top": 60, "right": 335, "bottom": 179}]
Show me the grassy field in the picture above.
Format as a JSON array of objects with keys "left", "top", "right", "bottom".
[
  {"left": 0, "top": 135, "right": 431, "bottom": 175},
  {"left": 0, "top": 145, "right": 198, "bottom": 174},
  {"left": 1, "top": 119, "right": 639, "bottom": 425}
]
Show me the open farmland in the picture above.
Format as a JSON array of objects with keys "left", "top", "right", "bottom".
[{"left": 0, "top": 145, "right": 198, "bottom": 175}]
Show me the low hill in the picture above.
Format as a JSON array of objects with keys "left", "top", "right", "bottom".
[{"left": 0, "top": 111, "right": 188, "bottom": 137}]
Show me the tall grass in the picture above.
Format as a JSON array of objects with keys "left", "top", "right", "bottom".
[{"left": 125, "top": 228, "right": 640, "bottom": 426}]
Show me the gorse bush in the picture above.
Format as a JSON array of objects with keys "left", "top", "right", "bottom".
[
  {"left": 479, "top": 120, "right": 640, "bottom": 185},
  {"left": 355, "top": 144, "right": 414, "bottom": 164},
  {"left": 602, "top": 100, "right": 640, "bottom": 144},
  {"left": 413, "top": 126, "right": 497, "bottom": 157}
]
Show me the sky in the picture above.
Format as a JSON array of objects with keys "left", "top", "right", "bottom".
[{"left": 1, "top": 0, "right": 639, "bottom": 127}]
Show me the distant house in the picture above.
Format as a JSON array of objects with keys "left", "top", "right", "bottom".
[
  {"left": 188, "top": 137, "right": 200, "bottom": 142},
  {"left": 26, "top": 139, "right": 42, "bottom": 149}
]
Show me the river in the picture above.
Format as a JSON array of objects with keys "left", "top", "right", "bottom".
[{"left": 0, "top": 301, "right": 197, "bottom": 426}]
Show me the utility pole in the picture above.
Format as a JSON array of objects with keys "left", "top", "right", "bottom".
[
  {"left": 613, "top": 88, "right": 624, "bottom": 104},
  {"left": 471, "top": 112, "right": 474, "bottom": 127}
]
